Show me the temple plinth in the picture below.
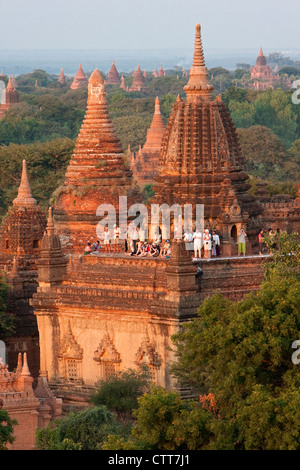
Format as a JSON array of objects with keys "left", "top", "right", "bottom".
[{"left": 54, "top": 69, "right": 141, "bottom": 251}]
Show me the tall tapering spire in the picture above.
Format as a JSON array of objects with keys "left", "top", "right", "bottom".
[
  {"left": 70, "top": 64, "right": 88, "bottom": 89},
  {"left": 13, "top": 159, "right": 37, "bottom": 208},
  {"left": 193, "top": 23, "right": 206, "bottom": 67},
  {"left": 106, "top": 60, "right": 120, "bottom": 85},
  {"left": 184, "top": 23, "right": 214, "bottom": 103},
  {"left": 6, "top": 75, "right": 14, "bottom": 91},
  {"left": 46, "top": 206, "right": 55, "bottom": 236},
  {"left": 58, "top": 67, "right": 67, "bottom": 84}
]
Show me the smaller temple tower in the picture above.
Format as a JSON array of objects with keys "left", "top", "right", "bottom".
[
  {"left": 130, "top": 96, "right": 165, "bottom": 187},
  {"left": 0, "top": 159, "right": 47, "bottom": 377},
  {"left": 54, "top": 68, "right": 141, "bottom": 251},
  {"left": 0, "top": 75, "right": 19, "bottom": 118},
  {"left": 158, "top": 64, "right": 165, "bottom": 77},
  {"left": 106, "top": 60, "right": 121, "bottom": 85},
  {"left": 70, "top": 64, "right": 88, "bottom": 90},
  {"left": 130, "top": 65, "right": 147, "bottom": 92},
  {"left": 0, "top": 159, "right": 46, "bottom": 257},
  {"left": 250, "top": 46, "right": 279, "bottom": 90},
  {"left": 58, "top": 68, "right": 67, "bottom": 85}
]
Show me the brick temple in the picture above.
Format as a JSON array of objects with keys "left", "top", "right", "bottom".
[
  {"left": 0, "top": 23, "right": 299, "bottom": 418},
  {"left": 54, "top": 68, "right": 140, "bottom": 252},
  {"left": 0, "top": 75, "right": 20, "bottom": 119},
  {"left": 70, "top": 64, "right": 88, "bottom": 90},
  {"left": 130, "top": 65, "right": 147, "bottom": 92},
  {"left": 106, "top": 60, "right": 121, "bottom": 85},
  {"left": 58, "top": 68, "right": 67, "bottom": 85},
  {"left": 249, "top": 46, "right": 290, "bottom": 90},
  {"left": 150, "top": 24, "right": 261, "bottom": 255}
]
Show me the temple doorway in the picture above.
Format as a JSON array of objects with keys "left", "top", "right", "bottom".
[{"left": 231, "top": 225, "right": 237, "bottom": 242}]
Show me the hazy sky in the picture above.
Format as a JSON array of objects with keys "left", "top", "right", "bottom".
[{"left": 0, "top": 0, "right": 298, "bottom": 51}]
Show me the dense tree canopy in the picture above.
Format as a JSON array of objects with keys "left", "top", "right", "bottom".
[
  {"left": 0, "top": 277, "right": 15, "bottom": 338},
  {"left": 0, "top": 69, "right": 299, "bottom": 223}
]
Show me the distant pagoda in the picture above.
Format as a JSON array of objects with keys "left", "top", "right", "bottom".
[
  {"left": 158, "top": 64, "right": 165, "bottom": 76},
  {"left": 70, "top": 64, "right": 88, "bottom": 90},
  {"left": 106, "top": 60, "right": 120, "bottom": 85},
  {"left": 130, "top": 65, "right": 147, "bottom": 92},
  {"left": 131, "top": 97, "right": 165, "bottom": 187},
  {"left": 58, "top": 68, "right": 67, "bottom": 85},
  {"left": 250, "top": 46, "right": 280, "bottom": 90},
  {"left": 0, "top": 75, "right": 19, "bottom": 118}
]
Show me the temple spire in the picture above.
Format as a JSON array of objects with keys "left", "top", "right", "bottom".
[
  {"left": 46, "top": 206, "right": 55, "bottom": 237},
  {"left": 154, "top": 96, "right": 161, "bottom": 114},
  {"left": 6, "top": 75, "right": 14, "bottom": 91},
  {"left": 193, "top": 23, "right": 206, "bottom": 67},
  {"left": 13, "top": 159, "right": 37, "bottom": 208},
  {"left": 184, "top": 23, "right": 214, "bottom": 103}
]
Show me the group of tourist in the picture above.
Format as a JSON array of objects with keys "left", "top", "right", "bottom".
[
  {"left": 83, "top": 225, "right": 279, "bottom": 259},
  {"left": 83, "top": 224, "right": 173, "bottom": 259},
  {"left": 125, "top": 224, "right": 172, "bottom": 258}
]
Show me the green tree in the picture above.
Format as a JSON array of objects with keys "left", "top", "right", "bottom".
[
  {"left": 36, "top": 406, "right": 121, "bottom": 450},
  {"left": 0, "top": 407, "right": 17, "bottom": 450},
  {"left": 0, "top": 137, "right": 74, "bottom": 220},
  {"left": 89, "top": 368, "right": 151, "bottom": 422},
  {"left": 0, "top": 277, "right": 15, "bottom": 338},
  {"left": 170, "top": 234, "right": 300, "bottom": 449},
  {"left": 237, "top": 125, "right": 299, "bottom": 181},
  {"left": 103, "top": 386, "right": 213, "bottom": 450}
]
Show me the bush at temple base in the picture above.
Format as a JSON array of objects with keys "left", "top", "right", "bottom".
[
  {"left": 0, "top": 408, "right": 17, "bottom": 450},
  {"left": 35, "top": 406, "right": 123, "bottom": 450},
  {"left": 89, "top": 368, "right": 151, "bottom": 423}
]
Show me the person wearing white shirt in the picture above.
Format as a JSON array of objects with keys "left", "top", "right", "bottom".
[
  {"left": 203, "top": 229, "right": 212, "bottom": 259},
  {"left": 193, "top": 229, "right": 202, "bottom": 259},
  {"left": 113, "top": 225, "right": 120, "bottom": 252},
  {"left": 132, "top": 226, "right": 139, "bottom": 253},
  {"left": 103, "top": 227, "right": 110, "bottom": 252}
]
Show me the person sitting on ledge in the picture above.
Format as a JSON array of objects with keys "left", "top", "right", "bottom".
[
  {"left": 92, "top": 240, "right": 101, "bottom": 254},
  {"left": 149, "top": 242, "right": 159, "bottom": 257},
  {"left": 84, "top": 242, "right": 92, "bottom": 255},
  {"left": 103, "top": 227, "right": 111, "bottom": 253},
  {"left": 160, "top": 240, "right": 171, "bottom": 258},
  {"left": 136, "top": 240, "right": 144, "bottom": 256}
]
